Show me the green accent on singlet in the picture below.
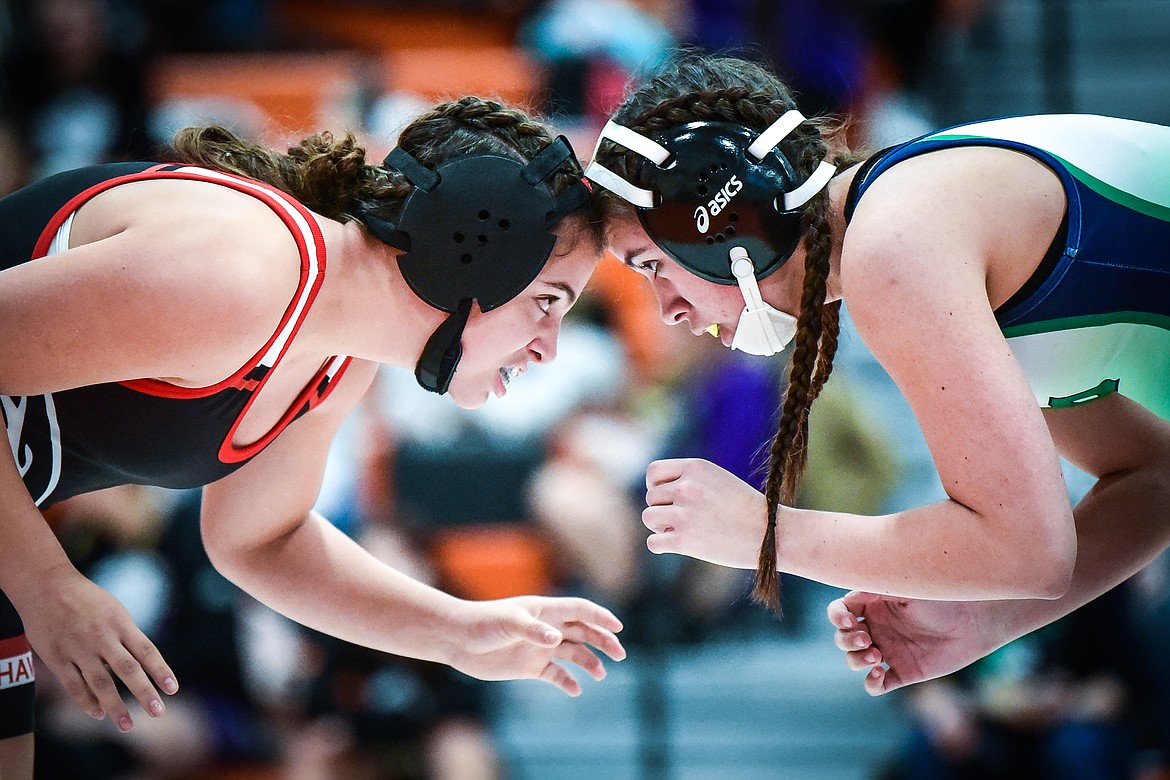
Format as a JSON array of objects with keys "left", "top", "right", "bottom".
[{"left": 1048, "top": 378, "right": 1120, "bottom": 408}]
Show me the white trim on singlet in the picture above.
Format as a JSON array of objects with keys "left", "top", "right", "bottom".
[{"left": 47, "top": 213, "right": 75, "bottom": 256}]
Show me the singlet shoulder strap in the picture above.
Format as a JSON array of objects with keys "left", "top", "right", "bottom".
[
  {"left": 92, "top": 165, "right": 332, "bottom": 399},
  {"left": 843, "top": 145, "right": 899, "bottom": 224}
]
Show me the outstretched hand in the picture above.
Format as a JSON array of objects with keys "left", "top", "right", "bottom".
[
  {"left": 827, "top": 591, "right": 994, "bottom": 696},
  {"left": 642, "top": 458, "right": 766, "bottom": 568},
  {"left": 448, "top": 596, "right": 625, "bottom": 696},
  {"left": 19, "top": 567, "right": 178, "bottom": 731}
]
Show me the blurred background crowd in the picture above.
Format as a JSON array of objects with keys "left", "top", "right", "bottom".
[{"left": 4, "top": 0, "right": 1170, "bottom": 778}]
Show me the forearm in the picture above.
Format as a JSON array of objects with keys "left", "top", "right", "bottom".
[
  {"left": 0, "top": 448, "right": 76, "bottom": 604},
  {"left": 972, "top": 465, "right": 1170, "bottom": 644},
  {"left": 777, "top": 497, "right": 1074, "bottom": 600},
  {"left": 209, "top": 510, "right": 467, "bottom": 665}
]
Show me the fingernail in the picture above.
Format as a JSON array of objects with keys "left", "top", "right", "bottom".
[
  {"left": 149, "top": 699, "right": 164, "bottom": 716},
  {"left": 543, "top": 630, "right": 560, "bottom": 644},
  {"left": 852, "top": 635, "right": 868, "bottom": 649},
  {"left": 841, "top": 616, "right": 853, "bottom": 629},
  {"left": 93, "top": 709, "right": 106, "bottom": 721},
  {"left": 163, "top": 677, "right": 178, "bottom": 694},
  {"left": 865, "top": 650, "right": 880, "bottom": 664},
  {"left": 118, "top": 716, "right": 133, "bottom": 732}
]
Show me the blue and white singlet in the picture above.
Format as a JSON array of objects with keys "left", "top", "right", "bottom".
[{"left": 846, "top": 114, "right": 1170, "bottom": 420}]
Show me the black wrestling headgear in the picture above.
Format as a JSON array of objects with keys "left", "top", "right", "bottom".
[
  {"left": 362, "top": 136, "right": 589, "bottom": 394},
  {"left": 585, "top": 111, "right": 836, "bottom": 283}
]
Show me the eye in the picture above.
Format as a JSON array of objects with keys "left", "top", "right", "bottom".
[
  {"left": 537, "top": 296, "right": 557, "bottom": 314},
  {"left": 633, "top": 259, "right": 659, "bottom": 278}
]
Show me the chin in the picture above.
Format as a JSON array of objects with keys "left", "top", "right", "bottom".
[{"left": 446, "top": 380, "right": 489, "bottom": 410}]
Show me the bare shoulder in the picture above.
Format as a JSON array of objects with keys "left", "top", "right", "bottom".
[
  {"left": 0, "top": 176, "right": 319, "bottom": 393},
  {"left": 74, "top": 176, "right": 303, "bottom": 287},
  {"left": 837, "top": 147, "right": 1070, "bottom": 524},
  {"left": 81, "top": 177, "right": 310, "bottom": 365},
  {"left": 843, "top": 145, "right": 1065, "bottom": 317}
]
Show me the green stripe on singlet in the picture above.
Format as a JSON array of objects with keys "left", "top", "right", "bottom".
[{"left": 1002, "top": 310, "right": 1170, "bottom": 339}]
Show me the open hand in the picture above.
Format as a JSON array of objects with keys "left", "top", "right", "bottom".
[
  {"left": 19, "top": 567, "right": 178, "bottom": 731},
  {"left": 827, "top": 591, "right": 993, "bottom": 696},
  {"left": 448, "top": 596, "right": 625, "bottom": 696},
  {"left": 642, "top": 458, "right": 767, "bottom": 568}
]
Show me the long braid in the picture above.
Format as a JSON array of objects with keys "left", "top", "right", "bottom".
[
  {"left": 595, "top": 52, "right": 849, "bottom": 615},
  {"left": 753, "top": 185, "right": 835, "bottom": 612}
]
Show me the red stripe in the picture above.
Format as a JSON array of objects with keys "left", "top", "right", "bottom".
[
  {"left": 218, "top": 356, "right": 352, "bottom": 463},
  {"left": 37, "top": 162, "right": 341, "bottom": 465},
  {"left": 116, "top": 168, "right": 324, "bottom": 398},
  {"left": 34, "top": 165, "right": 325, "bottom": 400},
  {"left": 31, "top": 164, "right": 172, "bottom": 260},
  {"left": 0, "top": 635, "right": 30, "bottom": 659}
]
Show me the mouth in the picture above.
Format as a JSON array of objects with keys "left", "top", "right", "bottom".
[
  {"left": 499, "top": 365, "right": 523, "bottom": 386},
  {"left": 702, "top": 323, "right": 734, "bottom": 347}
]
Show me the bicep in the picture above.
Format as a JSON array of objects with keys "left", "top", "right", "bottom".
[
  {"left": 843, "top": 231, "right": 1068, "bottom": 521},
  {"left": 199, "top": 360, "right": 377, "bottom": 557}
]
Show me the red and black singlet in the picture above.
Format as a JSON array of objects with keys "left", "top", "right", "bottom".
[{"left": 0, "top": 162, "right": 352, "bottom": 507}]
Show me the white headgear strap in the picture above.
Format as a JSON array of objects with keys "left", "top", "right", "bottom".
[{"left": 585, "top": 110, "right": 836, "bottom": 212}]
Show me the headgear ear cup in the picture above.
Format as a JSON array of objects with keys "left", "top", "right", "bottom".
[{"left": 363, "top": 136, "right": 589, "bottom": 394}]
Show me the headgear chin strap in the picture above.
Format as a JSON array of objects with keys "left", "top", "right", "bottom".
[
  {"left": 584, "top": 110, "right": 836, "bottom": 284},
  {"left": 363, "top": 136, "right": 589, "bottom": 394}
]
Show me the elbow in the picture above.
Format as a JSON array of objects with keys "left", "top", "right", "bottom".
[
  {"left": 202, "top": 533, "right": 247, "bottom": 584},
  {"left": 1028, "top": 551, "right": 1075, "bottom": 600},
  {"left": 200, "top": 520, "right": 263, "bottom": 587},
  {"left": 1008, "top": 516, "right": 1077, "bottom": 600}
]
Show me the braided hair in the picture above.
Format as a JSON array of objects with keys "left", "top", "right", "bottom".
[
  {"left": 595, "top": 52, "right": 857, "bottom": 615},
  {"left": 170, "top": 96, "right": 601, "bottom": 251}
]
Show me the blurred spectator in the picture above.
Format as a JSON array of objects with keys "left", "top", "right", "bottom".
[
  {"left": 526, "top": 404, "right": 653, "bottom": 610},
  {"left": 683, "top": 0, "right": 868, "bottom": 118},
  {"left": 1, "top": 0, "right": 157, "bottom": 181},
  {"left": 854, "top": 0, "right": 995, "bottom": 146},
  {"left": 138, "top": 0, "right": 277, "bottom": 53},
  {"left": 519, "top": 0, "right": 677, "bottom": 123},
  {"left": 0, "top": 116, "right": 30, "bottom": 196},
  {"left": 1128, "top": 550, "right": 1170, "bottom": 780}
]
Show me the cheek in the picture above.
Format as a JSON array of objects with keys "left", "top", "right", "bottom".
[
  {"left": 463, "top": 309, "right": 531, "bottom": 362},
  {"left": 667, "top": 274, "right": 740, "bottom": 317}
]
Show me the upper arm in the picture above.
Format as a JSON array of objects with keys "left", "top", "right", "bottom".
[
  {"left": 0, "top": 183, "right": 298, "bottom": 395},
  {"left": 843, "top": 165, "right": 1071, "bottom": 525},
  {"left": 199, "top": 359, "right": 379, "bottom": 561}
]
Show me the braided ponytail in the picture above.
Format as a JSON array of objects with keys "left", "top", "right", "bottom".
[
  {"left": 597, "top": 52, "right": 855, "bottom": 615},
  {"left": 170, "top": 96, "right": 601, "bottom": 251}
]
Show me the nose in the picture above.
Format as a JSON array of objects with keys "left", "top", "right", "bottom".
[
  {"left": 528, "top": 319, "right": 560, "bottom": 364},
  {"left": 657, "top": 290, "right": 690, "bottom": 327}
]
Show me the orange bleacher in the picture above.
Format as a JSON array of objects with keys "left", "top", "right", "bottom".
[{"left": 149, "top": 3, "right": 549, "bottom": 144}]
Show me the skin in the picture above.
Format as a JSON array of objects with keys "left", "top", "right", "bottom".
[
  {"left": 0, "top": 173, "right": 622, "bottom": 771},
  {"left": 608, "top": 144, "right": 1170, "bottom": 691}
]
